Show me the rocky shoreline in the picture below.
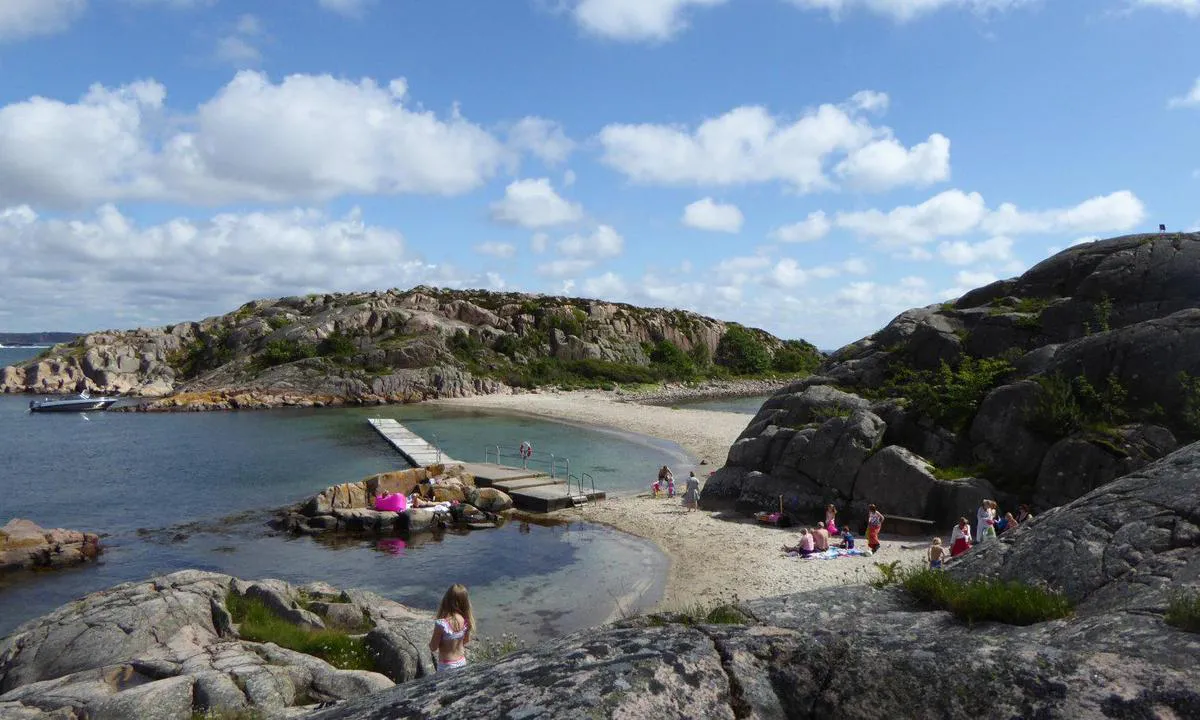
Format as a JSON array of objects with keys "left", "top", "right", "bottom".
[{"left": 0, "top": 519, "right": 101, "bottom": 576}]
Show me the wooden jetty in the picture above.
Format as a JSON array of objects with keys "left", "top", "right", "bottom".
[
  {"left": 367, "top": 418, "right": 455, "bottom": 467},
  {"left": 367, "top": 419, "right": 605, "bottom": 512}
]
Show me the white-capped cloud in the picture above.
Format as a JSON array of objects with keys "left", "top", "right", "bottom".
[
  {"left": 506, "top": 117, "right": 575, "bottom": 165},
  {"left": 558, "top": 225, "right": 624, "bottom": 258},
  {"left": 596, "top": 92, "right": 945, "bottom": 194},
  {"left": 474, "top": 242, "right": 517, "bottom": 259},
  {"left": 1168, "top": 77, "right": 1200, "bottom": 108},
  {"left": 318, "top": 0, "right": 374, "bottom": 17},
  {"left": 1135, "top": 0, "right": 1200, "bottom": 16},
  {"left": 838, "top": 189, "right": 1145, "bottom": 247},
  {"left": 835, "top": 132, "right": 950, "bottom": 191},
  {"left": 681, "top": 197, "right": 744, "bottom": 233},
  {"left": 215, "top": 15, "right": 264, "bottom": 67},
  {"left": 785, "top": 0, "right": 1034, "bottom": 22},
  {"left": 489, "top": 178, "right": 583, "bottom": 228},
  {"left": 0, "top": 203, "right": 465, "bottom": 331},
  {"left": 0, "top": 72, "right": 510, "bottom": 208},
  {"left": 0, "top": 0, "right": 85, "bottom": 43},
  {"left": 770, "top": 211, "right": 831, "bottom": 243},
  {"left": 572, "top": 0, "right": 727, "bottom": 41},
  {"left": 937, "top": 235, "right": 1014, "bottom": 266}
]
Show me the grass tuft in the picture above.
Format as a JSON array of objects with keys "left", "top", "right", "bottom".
[
  {"left": 1165, "top": 589, "right": 1200, "bottom": 633},
  {"left": 225, "top": 592, "right": 377, "bottom": 672},
  {"left": 471, "top": 632, "right": 527, "bottom": 662},
  {"left": 873, "top": 565, "right": 1073, "bottom": 626}
]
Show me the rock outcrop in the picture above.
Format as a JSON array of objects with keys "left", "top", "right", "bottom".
[
  {"left": 275, "top": 464, "right": 512, "bottom": 536},
  {"left": 308, "top": 443, "right": 1200, "bottom": 719},
  {"left": 706, "top": 233, "right": 1200, "bottom": 523},
  {"left": 0, "top": 571, "right": 434, "bottom": 718},
  {"left": 0, "top": 287, "right": 811, "bottom": 410},
  {"left": 0, "top": 519, "right": 101, "bottom": 575}
]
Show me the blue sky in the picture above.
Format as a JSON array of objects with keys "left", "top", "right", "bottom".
[{"left": 0, "top": 0, "right": 1197, "bottom": 348}]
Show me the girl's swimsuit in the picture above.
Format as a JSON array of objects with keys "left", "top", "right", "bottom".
[{"left": 435, "top": 618, "right": 469, "bottom": 672}]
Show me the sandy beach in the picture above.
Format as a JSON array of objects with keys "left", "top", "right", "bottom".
[{"left": 438, "top": 389, "right": 927, "bottom": 610}]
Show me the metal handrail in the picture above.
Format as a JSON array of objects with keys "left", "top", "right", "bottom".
[
  {"left": 568, "top": 472, "right": 596, "bottom": 496},
  {"left": 483, "top": 445, "right": 570, "bottom": 479}
]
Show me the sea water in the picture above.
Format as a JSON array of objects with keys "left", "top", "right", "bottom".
[{"left": 0, "top": 347, "right": 674, "bottom": 641}]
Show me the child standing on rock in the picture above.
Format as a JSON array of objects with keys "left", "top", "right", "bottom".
[{"left": 429, "top": 584, "right": 474, "bottom": 672}]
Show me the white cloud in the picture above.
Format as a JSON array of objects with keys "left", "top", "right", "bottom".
[
  {"left": 847, "top": 90, "right": 889, "bottom": 114},
  {"left": 596, "top": 92, "right": 943, "bottom": 194},
  {"left": 681, "top": 197, "right": 744, "bottom": 233},
  {"left": 0, "top": 0, "right": 85, "bottom": 42},
  {"left": 940, "top": 270, "right": 1000, "bottom": 299},
  {"left": 318, "top": 0, "right": 374, "bottom": 17},
  {"left": 770, "top": 210, "right": 831, "bottom": 243},
  {"left": 981, "top": 190, "right": 1146, "bottom": 236},
  {"left": 474, "top": 242, "right": 517, "bottom": 259},
  {"left": 538, "top": 259, "right": 596, "bottom": 277},
  {"left": 573, "top": 0, "right": 727, "bottom": 41},
  {"left": 0, "top": 72, "right": 508, "bottom": 208},
  {"left": 0, "top": 203, "right": 461, "bottom": 330},
  {"left": 582, "top": 271, "right": 629, "bottom": 297},
  {"left": 558, "top": 225, "right": 624, "bottom": 258},
  {"left": 835, "top": 132, "right": 950, "bottom": 191},
  {"left": 837, "top": 189, "right": 988, "bottom": 246},
  {"left": 563, "top": 169, "right": 577, "bottom": 186},
  {"left": 490, "top": 178, "right": 583, "bottom": 228},
  {"left": 1168, "top": 77, "right": 1200, "bottom": 108},
  {"left": 506, "top": 117, "right": 575, "bottom": 165},
  {"left": 936, "top": 235, "right": 1014, "bottom": 266},
  {"left": 1135, "top": 0, "right": 1200, "bottom": 16},
  {"left": 838, "top": 189, "right": 1146, "bottom": 248},
  {"left": 531, "top": 233, "right": 549, "bottom": 254},
  {"left": 785, "top": 0, "right": 1034, "bottom": 22},
  {"left": 215, "top": 15, "right": 264, "bottom": 67}
]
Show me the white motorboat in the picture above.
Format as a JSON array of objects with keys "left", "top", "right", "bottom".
[{"left": 28, "top": 391, "right": 119, "bottom": 413}]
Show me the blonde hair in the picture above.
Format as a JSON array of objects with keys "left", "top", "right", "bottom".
[
  {"left": 436, "top": 584, "right": 475, "bottom": 633},
  {"left": 931, "top": 537, "right": 942, "bottom": 546}
]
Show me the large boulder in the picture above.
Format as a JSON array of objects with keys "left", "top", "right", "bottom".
[
  {"left": 1033, "top": 424, "right": 1177, "bottom": 510},
  {"left": 851, "top": 445, "right": 937, "bottom": 519},
  {"left": 968, "top": 380, "right": 1052, "bottom": 486},
  {"left": 0, "top": 571, "right": 433, "bottom": 718}
]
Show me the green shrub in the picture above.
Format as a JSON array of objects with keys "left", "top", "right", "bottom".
[
  {"left": 493, "top": 334, "right": 520, "bottom": 357},
  {"left": 811, "top": 405, "right": 854, "bottom": 422},
  {"left": 266, "top": 315, "right": 293, "bottom": 331},
  {"left": 714, "top": 325, "right": 772, "bottom": 375},
  {"left": 645, "top": 601, "right": 751, "bottom": 627},
  {"left": 255, "top": 338, "right": 317, "bottom": 369},
  {"left": 448, "top": 330, "right": 485, "bottom": 360},
  {"left": 1028, "top": 373, "right": 1128, "bottom": 440},
  {"left": 688, "top": 341, "right": 712, "bottom": 369},
  {"left": 772, "top": 339, "right": 822, "bottom": 375},
  {"left": 886, "top": 567, "right": 1073, "bottom": 626},
  {"left": 887, "top": 357, "right": 1014, "bottom": 432},
  {"left": 225, "top": 592, "right": 376, "bottom": 671},
  {"left": 649, "top": 340, "right": 696, "bottom": 379},
  {"left": 1092, "top": 294, "right": 1113, "bottom": 333},
  {"left": 1165, "top": 589, "right": 1200, "bottom": 633},
  {"left": 317, "top": 331, "right": 357, "bottom": 358}
]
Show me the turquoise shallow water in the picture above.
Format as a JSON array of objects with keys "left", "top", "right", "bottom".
[{"left": 0, "top": 347, "right": 671, "bottom": 641}]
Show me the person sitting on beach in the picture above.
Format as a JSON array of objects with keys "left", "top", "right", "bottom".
[
  {"left": 927, "top": 537, "right": 947, "bottom": 570},
  {"left": 782, "top": 528, "right": 816, "bottom": 557},
  {"left": 812, "top": 525, "right": 830, "bottom": 552},
  {"left": 428, "top": 584, "right": 474, "bottom": 672},
  {"left": 1016, "top": 504, "right": 1034, "bottom": 524},
  {"left": 840, "top": 529, "right": 855, "bottom": 549}
]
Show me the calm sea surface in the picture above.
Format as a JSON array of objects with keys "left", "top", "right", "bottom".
[{"left": 0, "top": 347, "right": 675, "bottom": 641}]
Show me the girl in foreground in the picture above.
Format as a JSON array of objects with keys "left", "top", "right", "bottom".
[{"left": 429, "top": 584, "right": 474, "bottom": 672}]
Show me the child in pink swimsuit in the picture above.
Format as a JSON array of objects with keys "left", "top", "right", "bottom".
[{"left": 428, "top": 584, "right": 474, "bottom": 672}]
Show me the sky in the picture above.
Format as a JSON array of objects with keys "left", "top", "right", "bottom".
[{"left": 0, "top": 0, "right": 1198, "bottom": 349}]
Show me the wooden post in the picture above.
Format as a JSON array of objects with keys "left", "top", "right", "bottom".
[{"left": 779, "top": 495, "right": 784, "bottom": 516}]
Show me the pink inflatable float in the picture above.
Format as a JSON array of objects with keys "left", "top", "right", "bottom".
[{"left": 375, "top": 493, "right": 407, "bottom": 512}]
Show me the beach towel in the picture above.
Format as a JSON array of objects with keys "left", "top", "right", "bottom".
[{"left": 797, "top": 548, "right": 871, "bottom": 560}]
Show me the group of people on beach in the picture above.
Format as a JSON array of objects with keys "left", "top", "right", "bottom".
[
  {"left": 781, "top": 503, "right": 885, "bottom": 556},
  {"left": 652, "top": 465, "right": 701, "bottom": 512},
  {"left": 937, "top": 499, "right": 1033, "bottom": 565}
]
